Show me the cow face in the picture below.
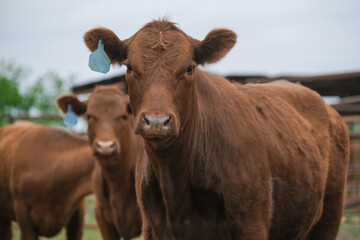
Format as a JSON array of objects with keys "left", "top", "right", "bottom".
[
  {"left": 57, "top": 86, "right": 133, "bottom": 161},
  {"left": 83, "top": 21, "right": 236, "bottom": 146}
]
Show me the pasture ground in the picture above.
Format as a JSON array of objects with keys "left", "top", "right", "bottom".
[{"left": 11, "top": 195, "right": 360, "bottom": 240}]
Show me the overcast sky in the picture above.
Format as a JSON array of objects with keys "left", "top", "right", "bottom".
[{"left": 0, "top": 0, "right": 359, "bottom": 86}]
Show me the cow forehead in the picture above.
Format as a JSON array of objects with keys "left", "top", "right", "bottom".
[
  {"left": 128, "top": 26, "right": 194, "bottom": 74},
  {"left": 87, "top": 90, "right": 127, "bottom": 114}
]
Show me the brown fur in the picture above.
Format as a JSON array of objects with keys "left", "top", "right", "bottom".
[
  {"left": 57, "top": 85, "right": 142, "bottom": 240},
  {"left": 0, "top": 122, "right": 94, "bottom": 240},
  {"left": 84, "top": 20, "right": 350, "bottom": 240}
]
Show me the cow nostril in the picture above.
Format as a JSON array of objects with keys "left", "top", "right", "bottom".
[
  {"left": 163, "top": 116, "right": 171, "bottom": 126},
  {"left": 94, "top": 141, "right": 117, "bottom": 156},
  {"left": 109, "top": 142, "right": 116, "bottom": 148},
  {"left": 144, "top": 115, "right": 151, "bottom": 126}
]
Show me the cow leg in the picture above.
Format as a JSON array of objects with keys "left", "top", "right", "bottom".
[
  {"left": 95, "top": 206, "right": 120, "bottom": 240},
  {"left": 231, "top": 217, "right": 268, "bottom": 240},
  {"left": 224, "top": 191, "right": 270, "bottom": 240},
  {"left": 139, "top": 178, "right": 173, "bottom": 240},
  {"left": 140, "top": 215, "right": 154, "bottom": 240},
  {"left": 306, "top": 118, "right": 349, "bottom": 240},
  {"left": 306, "top": 191, "right": 345, "bottom": 240},
  {"left": 13, "top": 200, "right": 38, "bottom": 240},
  {"left": 306, "top": 163, "right": 348, "bottom": 239},
  {"left": 0, "top": 218, "right": 12, "bottom": 240},
  {"left": 66, "top": 201, "right": 85, "bottom": 240}
]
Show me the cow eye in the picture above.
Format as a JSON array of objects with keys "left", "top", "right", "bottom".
[
  {"left": 186, "top": 66, "right": 194, "bottom": 74},
  {"left": 126, "top": 64, "right": 132, "bottom": 73},
  {"left": 116, "top": 115, "right": 127, "bottom": 121},
  {"left": 87, "top": 115, "right": 96, "bottom": 121}
]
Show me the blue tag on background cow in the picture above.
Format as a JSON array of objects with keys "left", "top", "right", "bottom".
[
  {"left": 88, "top": 39, "right": 111, "bottom": 74},
  {"left": 64, "top": 104, "right": 78, "bottom": 127}
]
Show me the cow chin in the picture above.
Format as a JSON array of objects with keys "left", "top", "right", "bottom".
[
  {"left": 93, "top": 148, "right": 119, "bottom": 158},
  {"left": 136, "top": 128, "right": 179, "bottom": 143}
]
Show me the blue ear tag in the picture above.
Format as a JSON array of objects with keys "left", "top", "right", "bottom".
[
  {"left": 88, "top": 39, "right": 111, "bottom": 74},
  {"left": 64, "top": 104, "right": 78, "bottom": 127}
]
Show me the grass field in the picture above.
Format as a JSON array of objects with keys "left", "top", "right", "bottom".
[{"left": 11, "top": 195, "right": 360, "bottom": 240}]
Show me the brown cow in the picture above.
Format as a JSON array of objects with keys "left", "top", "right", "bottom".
[
  {"left": 0, "top": 121, "right": 94, "bottom": 240},
  {"left": 57, "top": 85, "right": 142, "bottom": 240},
  {"left": 83, "top": 20, "right": 350, "bottom": 239}
]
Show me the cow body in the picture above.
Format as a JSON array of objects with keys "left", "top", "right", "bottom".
[
  {"left": 84, "top": 20, "right": 350, "bottom": 239},
  {"left": 135, "top": 77, "right": 349, "bottom": 240},
  {"left": 0, "top": 122, "right": 94, "bottom": 240},
  {"left": 57, "top": 86, "right": 142, "bottom": 240}
]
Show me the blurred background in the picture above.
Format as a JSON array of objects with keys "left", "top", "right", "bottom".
[{"left": 1, "top": 0, "right": 359, "bottom": 239}]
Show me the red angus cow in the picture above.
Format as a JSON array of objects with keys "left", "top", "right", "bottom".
[
  {"left": 83, "top": 20, "right": 349, "bottom": 240},
  {"left": 0, "top": 122, "right": 94, "bottom": 240},
  {"left": 57, "top": 85, "right": 142, "bottom": 240}
]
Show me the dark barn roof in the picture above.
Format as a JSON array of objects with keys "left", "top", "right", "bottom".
[
  {"left": 227, "top": 72, "right": 360, "bottom": 97},
  {"left": 73, "top": 75, "right": 127, "bottom": 94}
]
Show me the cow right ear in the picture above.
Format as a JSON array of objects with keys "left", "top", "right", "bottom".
[
  {"left": 56, "top": 94, "right": 87, "bottom": 116},
  {"left": 83, "top": 27, "right": 126, "bottom": 64},
  {"left": 194, "top": 28, "right": 237, "bottom": 65}
]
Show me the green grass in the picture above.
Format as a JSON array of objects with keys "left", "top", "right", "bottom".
[
  {"left": 11, "top": 195, "right": 359, "bottom": 239},
  {"left": 338, "top": 214, "right": 360, "bottom": 240},
  {"left": 12, "top": 228, "right": 103, "bottom": 240}
]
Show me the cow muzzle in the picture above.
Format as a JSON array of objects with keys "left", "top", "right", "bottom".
[
  {"left": 135, "top": 112, "right": 179, "bottom": 138},
  {"left": 94, "top": 140, "right": 118, "bottom": 156}
]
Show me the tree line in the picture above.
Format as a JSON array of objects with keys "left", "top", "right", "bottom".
[{"left": 0, "top": 60, "right": 74, "bottom": 126}]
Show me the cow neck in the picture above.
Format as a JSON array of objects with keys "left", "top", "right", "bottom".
[
  {"left": 97, "top": 133, "right": 137, "bottom": 187},
  {"left": 142, "top": 75, "right": 207, "bottom": 216},
  {"left": 145, "top": 139, "right": 191, "bottom": 218}
]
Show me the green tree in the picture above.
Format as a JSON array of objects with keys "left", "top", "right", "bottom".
[
  {"left": 23, "top": 71, "right": 75, "bottom": 115},
  {"left": 0, "top": 76, "right": 23, "bottom": 114},
  {"left": 0, "top": 60, "right": 74, "bottom": 126}
]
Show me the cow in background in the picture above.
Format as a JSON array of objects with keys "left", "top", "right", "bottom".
[
  {"left": 0, "top": 121, "right": 94, "bottom": 240},
  {"left": 57, "top": 85, "right": 142, "bottom": 240},
  {"left": 83, "top": 20, "right": 350, "bottom": 240}
]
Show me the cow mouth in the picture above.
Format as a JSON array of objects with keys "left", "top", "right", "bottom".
[
  {"left": 141, "top": 134, "right": 178, "bottom": 150},
  {"left": 93, "top": 150, "right": 118, "bottom": 158},
  {"left": 142, "top": 134, "right": 171, "bottom": 142}
]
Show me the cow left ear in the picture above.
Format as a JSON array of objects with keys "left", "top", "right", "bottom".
[
  {"left": 194, "top": 29, "right": 237, "bottom": 65},
  {"left": 56, "top": 94, "right": 87, "bottom": 116},
  {"left": 83, "top": 27, "right": 126, "bottom": 64}
]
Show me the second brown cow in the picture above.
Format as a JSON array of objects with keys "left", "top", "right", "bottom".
[{"left": 57, "top": 85, "right": 141, "bottom": 240}]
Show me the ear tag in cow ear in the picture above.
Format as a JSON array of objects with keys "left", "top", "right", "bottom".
[
  {"left": 88, "top": 39, "right": 111, "bottom": 74},
  {"left": 64, "top": 104, "right": 78, "bottom": 127}
]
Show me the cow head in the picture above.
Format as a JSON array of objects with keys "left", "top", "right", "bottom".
[
  {"left": 83, "top": 20, "right": 236, "bottom": 147},
  {"left": 57, "top": 85, "right": 133, "bottom": 162}
]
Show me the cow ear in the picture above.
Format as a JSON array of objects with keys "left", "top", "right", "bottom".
[
  {"left": 194, "top": 29, "right": 237, "bottom": 65},
  {"left": 56, "top": 94, "right": 87, "bottom": 116},
  {"left": 83, "top": 27, "right": 126, "bottom": 64},
  {"left": 126, "top": 102, "right": 133, "bottom": 115}
]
